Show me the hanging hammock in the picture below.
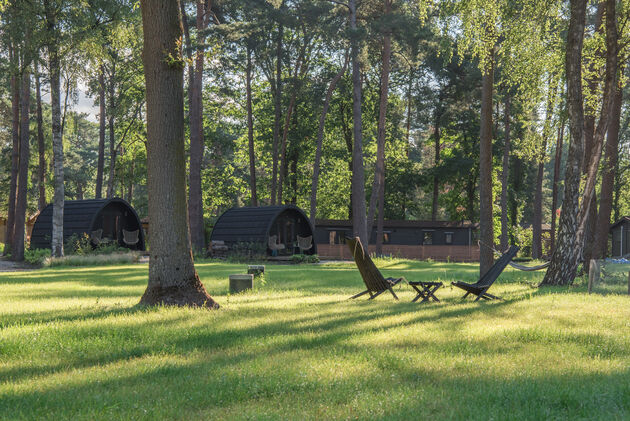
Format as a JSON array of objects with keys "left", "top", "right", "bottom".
[{"left": 479, "top": 240, "right": 551, "bottom": 271}]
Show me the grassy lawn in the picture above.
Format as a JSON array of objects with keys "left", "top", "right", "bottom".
[{"left": 1, "top": 259, "right": 629, "bottom": 420}]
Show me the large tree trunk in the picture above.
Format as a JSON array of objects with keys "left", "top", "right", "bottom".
[
  {"left": 246, "top": 46, "right": 258, "bottom": 206},
  {"left": 35, "top": 60, "right": 47, "bottom": 210},
  {"left": 106, "top": 65, "right": 116, "bottom": 198},
  {"left": 541, "top": 0, "right": 587, "bottom": 286},
  {"left": 367, "top": 0, "right": 392, "bottom": 244},
  {"left": 349, "top": 0, "right": 368, "bottom": 247},
  {"left": 139, "top": 0, "right": 218, "bottom": 308},
  {"left": 592, "top": 77, "right": 623, "bottom": 259},
  {"left": 13, "top": 67, "right": 31, "bottom": 261},
  {"left": 188, "top": 0, "right": 210, "bottom": 253},
  {"left": 45, "top": 0, "right": 65, "bottom": 258},
  {"left": 479, "top": 49, "right": 495, "bottom": 276},
  {"left": 550, "top": 116, "right": 565, "bottom": 252},
  {"left": 500, "top": 94, "right": 510, "bottom": 251},
  {"left": 271, "top": 18, "right": 284, "bottom": 205},
  {"left": 95, "top": 67, "right": 106, "bottom": 199},
  {"left": 5, "top": 48, "right": 20, "bottom": 256},
  {"left": 310, "top": 52, "right": 349, "bottom": 225},
  {"left": 430, "top": 102, "right": 441, "bottom": 222}
]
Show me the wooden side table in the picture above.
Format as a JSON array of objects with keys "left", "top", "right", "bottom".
[{"left": 408, "top": 281, "right": 443, "bottom": 303}]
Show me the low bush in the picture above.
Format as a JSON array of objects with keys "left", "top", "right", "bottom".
[
  {"left": 24, "top": 248, "right": 51, "bottom": 266},
  {"left": 290, "top": 254, "right": 320, "bottom": 264},
  {"left": 44, "top": 251, "right": 141, "bottom": 267}
]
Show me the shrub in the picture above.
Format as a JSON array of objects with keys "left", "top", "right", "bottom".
[
  {"left": 290, "top": 254, "right": 320, "bottom": 264},
  {"left": 44, "top": 252, "right": 141, "bottom": 267},
  {"left": 24, "top": 248, "right": 51, "bottom": 266}
]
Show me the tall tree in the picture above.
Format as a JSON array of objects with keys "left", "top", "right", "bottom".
[
  {"left": 349, "top": 0, "right": 368, "bottom": 246},
  {"left": 95, "top": 66, "right": 106, "bottom": 198},
  {"left": 13, "top": 61, "right": 31, "bottom": 262},
  {"left": 44, "top": 0, "right": 65, "bottom": 257},
  {"left": 246, "top": 44, "right": 258, "bottom": 206},
  {"left": 139, "top": 0, "right": 218, "bottom": 308},
  {"left": 35, "top": 60, "right": 47, "bottom": 210},
  {"left": 5, "top": 44, "right": 20, "bottom": 256},
  {"left": 478, "top": 47, "right": 494, "bottom": 275},
  {"left": 270, "top": 3, "right": 285, "bottom": 205},
  {"left": 550, "top": 111, "right": 565, "bottom": 252},
  {"left": 499, "top": 93, "right": 510, "bottom": 251}
]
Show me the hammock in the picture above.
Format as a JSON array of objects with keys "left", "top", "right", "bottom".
[{"left": 481, "top": 241, "right": 551, "bottom": 272}]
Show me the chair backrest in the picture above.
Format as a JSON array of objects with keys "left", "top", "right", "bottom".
[
  {"left": 122, "top": 229, "right": 139, "bottom": 245},
  {"left": 90, "top": 229, "right": 103, "bottom": 245},
  {"left": 268, "top": 235, "right": 277, "bottom": 249},
  {"left": 346, "top": 236, "right": 390, "bottom": 293},
  {"left": 475, "top": 245, "right": 519, "bottom": 287},
  {"left": 297, "top": 235, "right": 312, "bottom": 251}
]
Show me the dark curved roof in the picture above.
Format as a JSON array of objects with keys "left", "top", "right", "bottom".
[
  {"left": 211, "top": 205, "right": 313, "bottom": 244},
  {"left": 30, "top": 198, "right": 145, "bottom": 250}
]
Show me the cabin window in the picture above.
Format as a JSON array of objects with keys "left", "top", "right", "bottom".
[
  {"left": 382, "top": 231, "right": 391, "bottom": 244},
  {"left": 423, "top": 231, "right": 434, "bottom": 245},
  {"left": 445, "top": 232, "right": 453, "bottom": 245}
]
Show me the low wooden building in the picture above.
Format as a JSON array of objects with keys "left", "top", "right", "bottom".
[
  {"left": 610, "top": 216, "right": 630, "bottom": 258},
  {"left": 314, "top": 219, "right": 479, "bottom": 262}
]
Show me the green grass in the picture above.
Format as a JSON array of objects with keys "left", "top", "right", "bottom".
[{"left": 1, "top": 259, "right": 629, "bottom": 420}]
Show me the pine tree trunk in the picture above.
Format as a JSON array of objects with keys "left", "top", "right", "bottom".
[
  {"left": 349, "top": 0, "right": 368, "bottom": 247},
  {"left": 188, "top": 0, "right": 210, "bottom": 254},
  {"left": 45, "top": 0, "right": 65, "bottom": 258},
  {"left": 405, "top": 68, "right": 413, "bottom": 157},
  {"left": 246, "top": 46, "right": 258, "bottom": 207},
  {"left": 13, "top": 67, "right": 31, "bottom": 262},
  {"left": 95, "top": 67, "right": 106, "bottom": 199},
  {"left": 309, "top": 52, "right": 348, "bottom": 225},
  {"left": 5, "top": 49, "right": 20, "bottom": 256},
  {"left": 271, "top": 18, "right": 284, "bottom": 205},
  {"left": 540, "top": 0, "right": 587, "bottom": 286},
  {"left": 139, "top": 0, "right": 218, "bottom": 308},
  {"left": 431, "top": 106, "right": 441, "bottom": 222},
  {"left": 550, "top": 118, "right": 565, "bottom": 252},
  {"left": 479, "top": 49, "right": 495, "bottom": 276},
  {"left": 107, "top": 66, "right": 116, "bottom": 198},
  {"left": 36, "top": 61, "right": 47, "bottom": 210},
  {"left": 592, "top": 77, "right": 623, "bottom": 259},
  {"left": 500, "top": 94, "right": 510, "bottom": 251},
  {"left": 367, "top": 0, "right": 392, "bottom": 242}
]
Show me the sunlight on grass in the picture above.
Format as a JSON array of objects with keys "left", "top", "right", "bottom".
[{"left": 0, "top": 260, "right": 629, "bottom": 420}]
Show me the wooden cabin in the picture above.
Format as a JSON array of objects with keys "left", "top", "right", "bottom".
[
  {"left": 314, "top": 219, "right": 479, "bottom": 262},
  {"left": 30, "top": 198, "right": 146, "bottom": 250},
  {"left": 210, "top": 205, "right": 316, "bottom": 257},
  {"left": 610, "top": 216, "right": 630, "bottom": 258}
]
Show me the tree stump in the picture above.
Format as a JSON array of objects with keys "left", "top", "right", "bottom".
[{"left": 229, "top": 274, "right": 253, "bottom": 293}]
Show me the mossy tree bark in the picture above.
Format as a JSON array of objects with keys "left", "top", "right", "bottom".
[{"left": 139, "top": 0, "right": 218, "bottom": 308}]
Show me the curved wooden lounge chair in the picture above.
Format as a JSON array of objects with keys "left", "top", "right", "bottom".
[
  {"left": 346, "top": 236, "right": 403, "bottom": 300},
  {"left": 452, "top": 245, "right": 519, "bottom": 301}
]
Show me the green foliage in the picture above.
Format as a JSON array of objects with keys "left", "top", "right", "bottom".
[
  {"left": 289, "top": 253, "right": 320, "bottom": 264},
  {"left": 24, "top": 248, "right": 51, "bottom": 266},
  {"left": 225, "top": 241, "right": 268, "bottom": 263}
]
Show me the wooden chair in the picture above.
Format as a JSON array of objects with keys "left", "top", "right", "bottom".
[
  {"left": 452, "top": 245, "right": 519, "bottom": 301},
  {"left": 268, "top": 235, "right": 285, "bottom": 256},
  {"left": 297, "top": 235, "right": 313, "bottom": 254},
  {"left": 346, "top": 236, "right": 403, "bottom": 300}
]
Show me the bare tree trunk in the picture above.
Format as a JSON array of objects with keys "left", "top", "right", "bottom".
[
  {"left": 188, "top": 0, "right": 210, "bottom": 253},
  {"left": 35, "top": 60, "right": 47, "bottom": 210},
  {"left": 367, "top": 0, "right": 392, "bottom": 243},
  {"left": 246, "top": 45, "right": 258, "bottom": 206},
  {"left": 405, "top": 68, "right": 413, "bottom": 157},
  {"left": 107, "top": 65, "right": 116, "bottom": 198},
  {"left": 13, "top": 66, "right": 31, "bottom": 261},
  {"left": 310, "top": 52, "right": 349, "bottom": 225},
  {"left": 271, "top": 19, "right": 284, "bottom": 205},
  {"left": 127, "top": 160, "right": 135, "bottom": 203},
  {"left": 533, "top": 88, "right": 555, "bottom": 259},
  {"left": 349, "top": 0, "right": 368, "bottom": 247},
  {"left": 139, "top": 0, "right": 218, "bottom": 308},
  {"left": 592, "top": 77, "right": 623, "bottom": 259},
  {"left": 45, "top": 0, "right": 65, "bottom": 257},
  {"left": 479, "top": 48, "right": 495, "bottom": 276},
  {"left": 550, "top": 116, "right": 565, "bottom": 252},
  {"left": 500, "top": 94, "right": 510, "bottom": 251},
  {"left": 95, "top": 67, "right": 106, "bottom": 198},
  {"left": 5, "top": 48, "right": 20, "bottom": 256},
  {"left": 430, "top": 103, "right": 441, "bottom": 222}
]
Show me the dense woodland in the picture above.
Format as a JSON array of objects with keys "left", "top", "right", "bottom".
[{"left": 1, "top": 0, "right": 629, "bottom": 285}]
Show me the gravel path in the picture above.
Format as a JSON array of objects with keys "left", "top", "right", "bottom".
[{"left": 0, "top": 258, "right": 34, "bottom": 272}]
